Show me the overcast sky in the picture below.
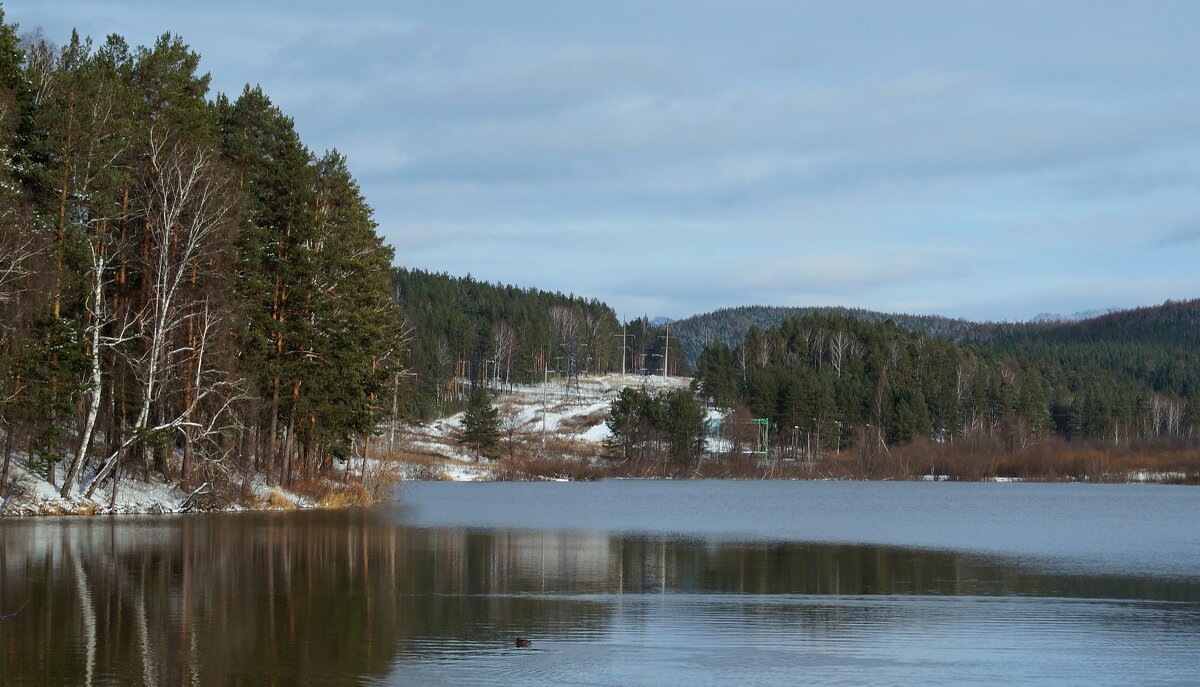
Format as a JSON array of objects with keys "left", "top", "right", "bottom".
[{"left": 10, "top": 1, "right": 1200, "bottom": 322}]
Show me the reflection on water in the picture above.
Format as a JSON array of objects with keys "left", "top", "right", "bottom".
[{"left": 1, "top": 483, "right": 1199, "bottom": 685}]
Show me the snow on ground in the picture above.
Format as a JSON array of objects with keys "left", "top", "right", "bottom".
[
  {"left": 392, "top": 374, "right": 690, "bottom": 479},
  {"left": 1, "top": 458, "right": 198, "bottom": 516},
  {"left": 580, "top": 423, "right": 611, "bottom": 443},
  {"left": 0, "top": 451, "right": 401, "bottom": 517},
  {"left": 1127, "top": 470, "right": 1187, "bottom": 482},
  {"left": 0, "top": 374, "right": 690, "bottom": 514}
]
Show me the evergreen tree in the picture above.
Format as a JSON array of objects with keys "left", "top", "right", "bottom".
[
  {"left": 0, "top": 14, "right": 409, "bottom": 496},
  {"left": 392, "top": 267, "right": 620, "bottom": 419},
  {"left": 459, "top": 387, "right": 500, "bottom": 460},
  {"left": 663, "top": 388, "right": 706, "bottom": 467}
]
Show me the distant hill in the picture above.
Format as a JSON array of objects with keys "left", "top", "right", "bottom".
[
  {"left": 671, "top": 305, "right": 1013, "bottom": 364},
  {"left": 984, "top": 299, "right": 1200, "bottom": 397},
  {"left": 1030, "top": 308, "right": 1120, "bottom": 323},
  {"left": 1002, "top": 299, "right": 1200, "bottom": 349},
  {"left": 688, "top": 298, "right": 1200, "bottom": 449},
  {"left": 673, "top": 300, "right": 1200, "bottom": 365}
]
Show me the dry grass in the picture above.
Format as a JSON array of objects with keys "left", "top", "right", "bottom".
[
  {"left": 494, "top": 451, "right": 607, "bottom": 481},
  {"left": 557, "top": 410, "right": 609, "bottom": 434},
  {"left": 388, "top": 451, "right": 446, "bottom": 470},
  {"left": 317, "top": 485, "right": 375, "bottom": 508},
  {"left": 287, "top": 475, "right": 330, "bottom": 501},
  {"left": 571, "top": 433, "right": 1200, "bottom": 484},
  {"left": 281, "top": 459, "right": 405, "bottom": 508},
  {"left": 880, "top": 435, "right": 1200, "bottom": 483},
  {"left": 266, "top": 488, "right": 296, "bottom": 510},
  {"left": 396, "top": 407, "right": 1200, "bottom": 484}
]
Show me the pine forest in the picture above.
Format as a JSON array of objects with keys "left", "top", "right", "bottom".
[
  {"left": 0, "top": 17, "right": 405, "bottom": 503},
  {"left": 2, "top": 10, "right": 1200, "bottom": 512}
]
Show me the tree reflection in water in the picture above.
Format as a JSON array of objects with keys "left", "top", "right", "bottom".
[{"left": 1, "top": 508, "right": 1197, "bottom": 685}]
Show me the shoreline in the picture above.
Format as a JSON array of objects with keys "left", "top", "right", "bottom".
[
  {"left": 6, "top": 469, "right": 1194, "bottom": 518},
  {"left": 7, "top": 432, "right": 1197, "bottom": 517},
  {"left": 0, "top": 457, "right": 405, "bottom": 518}
]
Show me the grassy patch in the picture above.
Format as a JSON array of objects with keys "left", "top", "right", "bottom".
[{"left": 267, "top": 488, "right": 296, "bottom": 510}]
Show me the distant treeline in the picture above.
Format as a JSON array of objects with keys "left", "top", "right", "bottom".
[
  {"left": 394, "top": 268, "right": 693, "bottom": 419},
  {"left": 672, "top": 304, "right": 1022, "bottom": 365},
  {"left": 0, "top": 16, "right": 403, "bottom": 499},
  {"left": 693, "top": 302, "right": 1200, "bottom": 454}
]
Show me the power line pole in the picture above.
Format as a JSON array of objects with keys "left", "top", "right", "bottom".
[
  {"left": 665, "top": 322, "right": 669, "bottom": 377},
  {"left": 542, "top": 353, "right": 549, "bottom": 447},
  {"left": 613, "top": 321, "right": 630, "bottom": 379},
  {"left": 659, "top": 322, "right": 672, "bottom": 378}
]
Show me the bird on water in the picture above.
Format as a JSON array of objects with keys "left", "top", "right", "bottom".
[{"left": 515, "top": 638, "right": 532, "bottom": 648}]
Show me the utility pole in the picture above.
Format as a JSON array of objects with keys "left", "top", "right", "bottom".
[
  {"left": 613, "top": 321, "right": 630, "bottom": 379},
  {"left": 542, "top": 353, "right": 548, "bottom": 447},
  {"left": 659, "top": 322, "right": 672, "bottom": 377}
]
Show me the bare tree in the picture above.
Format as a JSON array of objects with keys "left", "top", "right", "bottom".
[
  {"left": 549, "top": 306, "right": 582, "bottom": 395},
  {"left": 86, "top": 129, "right": 239, "bottom": 497},
  {"left": 497, "top": 400, "right": 527, "bottom": 465},
  {"left": 434, "top": 338, "right": 452, "bottom": 407},
  {"left": 735, "top": 344, "right": 749, "bottom": 384},
  {"left": 61, "top": 243, "right": 135, "bottom": 496},
  {"left": 491, "top": 321, "right": 515, "bottom": 390},
  {"left": 806, "top": 328, "right": 826, "bottom": 371},
  {"left": 0, "top": 228, "right": 37, "bottom": 310},
  {"left": 19, "top": 29, "right": 57, "bottom": 107},
  {"left": 956, "top": 356, "right": 978, "bottom": 435},
  {"left": 1152, "top": 394, "right": 1184, "bottom": 437},
  {"left": 829, "top": 330, "right": 858, "bottom": 378},
  {"left": 576, "top": 312, "right": 604, "bottom": 372}
]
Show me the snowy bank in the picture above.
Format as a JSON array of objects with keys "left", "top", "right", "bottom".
[{"left": 1, "top": 454, "right": 402, "bottom": 518}]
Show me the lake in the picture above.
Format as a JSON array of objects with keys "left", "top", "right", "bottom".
[{"left": 2, "top": 481, "right": 1198, "bottom": 685}]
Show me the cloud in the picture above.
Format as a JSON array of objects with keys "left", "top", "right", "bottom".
[
  {"left": 1159, "top": 218, "right": 1200, "bottom": 246},
  {"left": 614, "top": 250, "right": 970, "bottom": 308},
  {"left": 10, "top": 0, "right": 1200, "bottom": 320}
]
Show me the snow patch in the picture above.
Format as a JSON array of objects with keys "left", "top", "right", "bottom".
[{"left": 391, "top": 374, "right": 690, "bottom": 477}]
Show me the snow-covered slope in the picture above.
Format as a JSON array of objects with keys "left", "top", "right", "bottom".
[{"left": 392, "top": 374, "right": 690, "bottom": 480}]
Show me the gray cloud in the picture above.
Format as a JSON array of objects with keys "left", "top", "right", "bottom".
[
  {"left": 11, "top": 0, "right": 1200, "bottom": 320},
  {"left": 1159, "top": 219, "right": 1200, "bottom": 246}
]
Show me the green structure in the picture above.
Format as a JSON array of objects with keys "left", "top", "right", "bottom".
[{"left": 752, "top": 418, "right": 770, "bottom": 458}]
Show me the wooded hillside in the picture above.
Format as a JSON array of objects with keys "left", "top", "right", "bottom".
[
  {"left": 693, "top": 301, "right": 1200, "bottom": 458},
  {"left": 0, "top": 15, "right": 405, "bottom": 501},
  {"left": 672, "top": 304, "right": 1021, "bottom": 365},
  {"left": 393, "top": 268, "right": 620, "bottom": 419}
]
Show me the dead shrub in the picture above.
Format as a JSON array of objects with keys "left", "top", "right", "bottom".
[
  {"left": 267, "top": 488, "right": 296, "bottom": 510},
  {"left": 557, "top": 410, "right": 609, "bottom": 434}
]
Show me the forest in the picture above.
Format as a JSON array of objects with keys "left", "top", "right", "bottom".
[
  {"left": 0, "top": 14, "right": 405, "bottom": 504},
  {"left": 689, "top": 303, "right": 1200, "bottom": 480},
  {"left": 3, "top": 7, "right": 1198, "bottom": 507},
  {"left": 394, "top": 267, "right": 688, "bottom": 419}
]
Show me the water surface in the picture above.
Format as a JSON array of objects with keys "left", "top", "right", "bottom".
[{"left": 1, "top": 481, "right": 1197, "bottom": 685}]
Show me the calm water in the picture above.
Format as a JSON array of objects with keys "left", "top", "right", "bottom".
[{"left": 1, "top": 482, "right": 1198, "bottom": 685}]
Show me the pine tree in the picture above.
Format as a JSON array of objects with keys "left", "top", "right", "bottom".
[
  {"left": 458, "top": 387, "right": 500, "bottom": 460},
  {"left": 218, "top": 85, "right": 316, "bottom": 484}
]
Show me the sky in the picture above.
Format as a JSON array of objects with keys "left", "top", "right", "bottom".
[{"left": 9, "top": 1, "right": 1200, "bottom": 322}]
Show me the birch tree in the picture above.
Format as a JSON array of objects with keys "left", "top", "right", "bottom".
[
  {"left": 86, "top": 129, "right": 236, "bottom": 497},
  {"left": 0, "top": 226, "right": 36, "bottom": 311},
  {"left": 491, "top": 320, "right": 515, "bottom": 389},
  {"left": 60, "top": 243, "right": 134, "bottom": 496}
]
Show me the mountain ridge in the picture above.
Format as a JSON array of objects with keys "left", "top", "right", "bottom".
[{"left": 671, "top": 300, "right": 1200, "bottom": 364}]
